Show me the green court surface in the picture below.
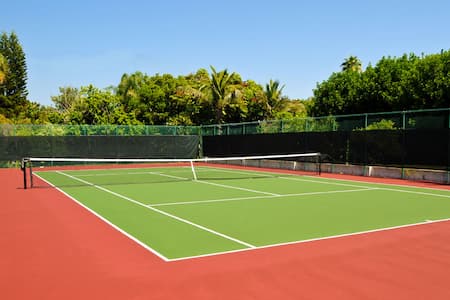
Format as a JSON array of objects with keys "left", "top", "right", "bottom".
[{"left": 35, "top": 166, "right": 450, "bottom": 261}]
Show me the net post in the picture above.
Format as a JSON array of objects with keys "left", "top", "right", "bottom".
[
  {"left": 21, "top": 158, "right": 27, "bottom": 189},
  {"left": 190, "top": 160, "right": 198, "bottom": 181}
]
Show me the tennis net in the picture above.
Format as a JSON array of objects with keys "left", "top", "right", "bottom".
[{"left": 21, "top": 153, "right": 321, "bottom": 189}]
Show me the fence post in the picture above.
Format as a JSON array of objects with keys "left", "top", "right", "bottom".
[{"left": 402, "top": 111, "right": 406, "bottom": 129}]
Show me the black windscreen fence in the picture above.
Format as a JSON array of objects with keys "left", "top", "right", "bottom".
[
  {"left": 0, "top": 135, "right": 200, "bottom": 160},
  {"left": 202, "top": 129, "right": 450, "bottom": 170},
  {"left": 2, "top": 130, "right": 448, "bottom": 170}
]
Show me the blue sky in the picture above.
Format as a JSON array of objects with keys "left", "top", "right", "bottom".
[{"left": 2, "top": 0, "right": 450, "bottom": 106}]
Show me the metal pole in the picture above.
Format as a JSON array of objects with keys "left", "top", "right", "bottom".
[{"left": 22, "top": 159, "right": 27, "bottom": 189}]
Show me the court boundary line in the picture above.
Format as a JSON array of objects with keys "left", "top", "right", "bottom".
[
  {"left": 303, "top": 175, "right": 450, "bottom": 192},
  {"left": 55, "top": 171, "right": 256, "bottom": 250},
  {"left": 280, "top": 177, "right": 450, "bottom": 198},
  {"left": 168, "top": 217, "right": 450, "bottom": 262},
  {"left": 198, "top": 166, "right": 450, "bottom": 196},
  {"left": 295, "top": 176, "right": 450, "bottom": 198},
  {"left": 199, "top": 165, "right": 450, "bottom": 192}
]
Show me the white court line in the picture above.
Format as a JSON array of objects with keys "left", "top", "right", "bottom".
[
  {"left": 201, "top": 166, "right": 450, "bottom": 195},
  {"left": 76, "top": 172, "right": 154, "bottom": 177},
  {"left": 56, "top": 171, "right": 256, "bottom": 249},
  {"left": 378, "top": 187, "right": 450, "bottom": 198},
  {"left": 202, "top": 166, "right": 450, "bottom": 197},
  {"left": 197, "top": 179, "right": 280, "bottom": 196},
  {"left": 149, "top": 171, "right": 280, "bottom": 196},
  {"left": 279, "top": 176, "right": 378, "bottom": 189},
  {"left": 200, "top": 166, "right": 376, "bottom": 190},
  {"left": 303, "top": 175, "right": 450, "bottom": 192},
  {"left": 291, "top": 176, "right": 450, "bottom": 198},
  {"left": 168, "top": 217, "right": 450, "bottom": 262},
  {"left": 150, "top": 188, "right": 378, "bottom": 207},
  {"left": 151, "top": 195, "right": 271, "bottom": 207},
  {"left": 199, "top": 166, "right": 271, "bottom": 177},
  {"left": 147, "top": 171, "right": 189, "bottom": 180}
]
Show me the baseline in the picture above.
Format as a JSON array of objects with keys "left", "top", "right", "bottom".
[{"left": 168, "top": 217, "right": 450, "bottom": 262}]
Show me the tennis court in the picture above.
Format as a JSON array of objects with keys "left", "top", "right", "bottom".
[{"left": 32, "top": 162, "right": 450, "bottom": 261}]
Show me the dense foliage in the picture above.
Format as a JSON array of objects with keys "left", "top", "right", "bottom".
[
  {"left": 311, "top": 51, "right": 450, "bottom": 116},
  {"left": 42, "top": 68, "right": 306, "bottom": 126}
]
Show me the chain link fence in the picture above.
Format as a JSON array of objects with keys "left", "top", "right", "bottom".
[{"left": 201, "top": 108, "right": 450, "bottom": 135}]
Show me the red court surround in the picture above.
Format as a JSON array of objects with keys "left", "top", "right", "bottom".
[{"left": 1, "top": 168, "right": 449, "bottom": 299}]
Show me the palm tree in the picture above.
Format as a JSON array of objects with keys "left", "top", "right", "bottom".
[
  {"left": 341, "top": 56, "right": 362, "bottom": 72},
  {"left": 265, "top": 79, "right": 286, "bottom": 117},
  {"left": 0, "top": 53, "right": 8, "bottom": 84},
  {"left": 209, "top": 66, "right": 240, "bottom": 123}
]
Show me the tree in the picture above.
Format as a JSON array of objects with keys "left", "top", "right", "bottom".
[
  {"left": 117, "top": 72, "right": 188, "bottom": 125},
  {"left": 51, "top": 86, "right": 81, "bottom": 112},
  {"left": 277, "top": 99, "right": 307, "bottom": 118},
  {"left": 16, "top": 101, "right": 63, "bottom": 124},
  {"left": 0, "top": 32, "right": 28, "bottom": 118},
  {"left": 209, "top": 66, "right": 253, "bottom": 124},
  {"left": 210, "top": 66, "right": 241, "bottom": 124},
  {"left": 312, "top": 50, "right": 450, "bottom": 116},
  {"left": 49, "top": 85, "right": 138, "bottom": 125},
  {"left": 241, "top": 80, "right": 267, "bottom": 121},
  {"left": 167, "top": 76, "right": 208, "bottom": 125},
  {"left": 117, "top": 71, "right": 147, "bottom": 112},
  {"left": 341, "top": 56, "right": 362, "bottom": 72},
  {"left": 312, "top": 70, "right": 363, "bottom": 116},
  {"left": 264, "top": 79, "right": 286, "bottom": 118},
  {"left": 0, "top": 53, "right": 8, "bottom": 84}
]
